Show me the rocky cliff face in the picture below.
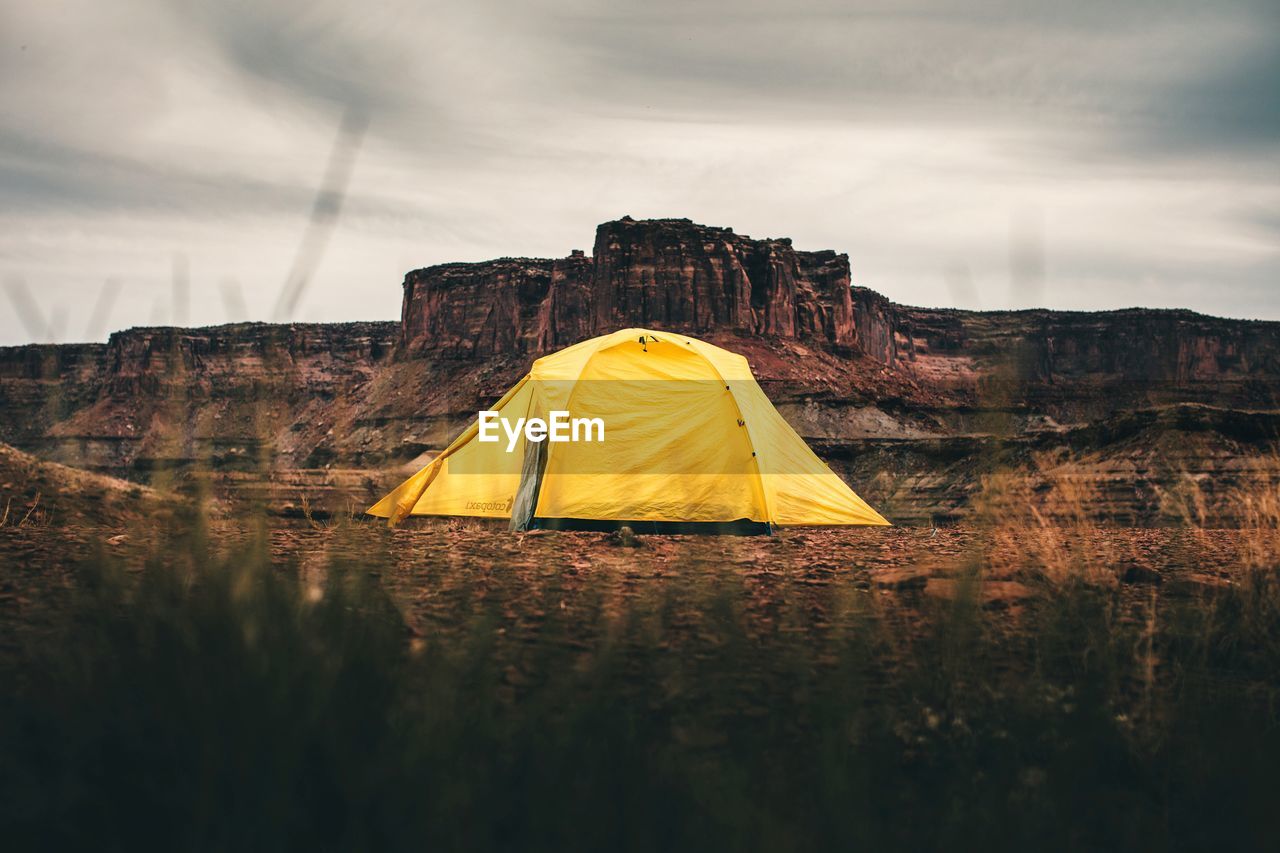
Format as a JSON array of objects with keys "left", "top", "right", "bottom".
[
  {"left": 399, "top": 217, "right": 1280, "bottom": 413},
  {"left": 0, "top": 322, "right": 398, "bottom": 473},
  {"left": 3, "top": 216, "right": 1279, "bottom": 524},
  {"left": 400, "top": 218, "right": 858, "bottom": 358},
  {"left": 0, "top": 343, "right": 107, "bottom": 449},
  {"left": 399, "top": 253, "right": 594, "bottom": 359},
  {"left": 889, "top": 305, "right": 1280, "bottom": 386}
]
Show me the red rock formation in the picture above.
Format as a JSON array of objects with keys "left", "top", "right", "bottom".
[
  {"left": 0, "top": 322, "right": 398, "bottom": 472},
  {"left": 4, "top": 216, "right": 1280, "bottom": 524},
  {"left": 849, "top": 286, "right": 900, "bottom": 368},
  {"left": 399, "top": 218, "right": 858, "bottom": 358},
  {"left": 589, "top": 217, "right": 855, "bottom": 346},
  {"left": 884, "top": 305, "right": 1280, "bottom": 422},
  {"left": 0, "top": 343, "right": 107, "bottom": 448},
  {"left": 399, "top": 218, "right": 1280, "bottom": 414},
  {"left": 399, "top": 257, "right": 591, "bottom": 359}
]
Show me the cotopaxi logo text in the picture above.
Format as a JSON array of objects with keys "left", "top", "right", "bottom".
[{"left": 477, "top": 410, "right": 605, "bottom": 452}]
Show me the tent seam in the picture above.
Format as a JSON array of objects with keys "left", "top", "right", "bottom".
[{"left": 684, "top": 340, "right": 777, "bottom": 525}]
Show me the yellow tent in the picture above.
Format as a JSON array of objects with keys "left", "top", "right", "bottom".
[{"left": 367, "top": 329, "right": 889, "bottom": 531}]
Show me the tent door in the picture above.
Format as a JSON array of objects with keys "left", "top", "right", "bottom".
[{"left": 509, "top": 436, "right": 549, "bottom": 532}]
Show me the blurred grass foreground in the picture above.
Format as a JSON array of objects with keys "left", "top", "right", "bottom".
[{"left": 2, "top": 498, "right": 1280, "bottom": 852}]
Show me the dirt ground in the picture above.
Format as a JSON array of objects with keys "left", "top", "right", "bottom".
[
  {"left": 5, "top": 511, "right": 1277, "bottom": 851},
  {"left": 0, "top": 516, "right": 1251, "bottom": 665}
]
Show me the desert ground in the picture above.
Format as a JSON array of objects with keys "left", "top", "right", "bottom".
[{"left": 2, "top": 456, "right": 1277, "bottom": 850}]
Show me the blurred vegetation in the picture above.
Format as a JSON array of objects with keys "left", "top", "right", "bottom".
[{"left": 2, "top": 505, "right": 1279, "bottom": 852}]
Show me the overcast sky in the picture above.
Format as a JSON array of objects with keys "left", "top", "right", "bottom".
[{"left": 1, "top": 0, "right": 1277, "bottom": 345}]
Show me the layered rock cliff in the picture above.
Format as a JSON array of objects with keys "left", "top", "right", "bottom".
[
  {"left": 1, "top": 322, "right": 398, "bottom": 473},
  {"left": 400, "top": 218, "right": 858, "bottom": 358},
  {"left": 399, "top": 217, "right": 1280, "bottom": 417},
  {"left": 2, "top": 216, "right": 1279, "bottom": 524}
]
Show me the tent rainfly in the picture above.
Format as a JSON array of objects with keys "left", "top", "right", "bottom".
[{"left": 367, "top": 328, "right": 889, "bottom": 532}]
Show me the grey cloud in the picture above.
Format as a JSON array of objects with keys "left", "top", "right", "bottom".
[
  {"left": 166, "top": 0, "right": 418, "bottom": 113},
  {"left": 0, "top": 127, "right": 422, "bottom": 221},
  {"left": 0, "top": 130, "right": 304, "bottom": 213},
  {"left": 1, "top": 0, "right": 1278, "bottom": 345},
  {"left": 1151, "top": 25, "right": 1280, "bottom": 154},
  {"left": 547, "top": 0, "right": 1279, "bottom": 166}
]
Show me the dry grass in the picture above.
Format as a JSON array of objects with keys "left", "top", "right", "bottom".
[
  {"left": 975, "top": 454, "right": 1124, "bottom": 587},
  {"left": 3, "top": 496, "right": 1277, "bottom": 850},
  {"left": 0, "top": 492, "right": 49, "bottom": 529}
]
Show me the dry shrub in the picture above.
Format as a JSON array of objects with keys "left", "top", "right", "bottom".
[
  {"left": 1234, "top": 466, "right": 1280, "bottom": 574},
  {"left": 1200, "top": 466, "right": 1280, "bottom": 650},
  {"left": 974, "top": 453, "right": 1121, "bottom": 587},
  {"left": 0, "top": 492, "right": 52, "bottom": 529},
  {"left": 1157, "top": 471, "right": 1211, "bottom": 529}
]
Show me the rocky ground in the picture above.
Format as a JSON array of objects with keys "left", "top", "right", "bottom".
[
  {"left": 0, "top": 441, "right": 174, "bottom": 528},
  {"left": 1, "top": 422, "right": 1260, "bottom": 666},
  {"left": 1, "top": 506, "right": 1254, "bottom": 667}
]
